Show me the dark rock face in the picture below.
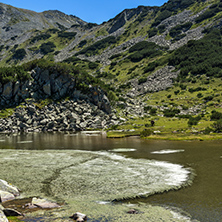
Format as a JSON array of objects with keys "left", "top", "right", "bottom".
[{"left": 0, "top": 67, "right": 111, "bottom": 114}]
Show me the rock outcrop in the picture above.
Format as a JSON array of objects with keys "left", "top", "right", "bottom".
[{"left": 0, "top": 67, "right": 111, "bottom": 114}]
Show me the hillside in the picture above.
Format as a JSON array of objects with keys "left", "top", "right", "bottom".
[{"left": 1, "top": 0, "right": 222, "bottom": 137}]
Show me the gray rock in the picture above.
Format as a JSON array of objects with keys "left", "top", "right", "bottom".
[
  {"left": 0, "top": 179, "right": 19, "bottom": 196},
  {"left": 43, "top": 81, "right": 51, "bottom": 96},
  {"left": 3, "top": 208, "right": 23, "bottom": 217},
  {"left": 2, "top": 81, "right": 13, "bottom": 99},
  {"left": 0, "top": 209, "right": 8, "bottom": 222},
  {"left": 0, "top": 190, "right": 15, "bottom": 202},
  {"left": 31, "top": 197, "right": 60, "bottom": 209}
]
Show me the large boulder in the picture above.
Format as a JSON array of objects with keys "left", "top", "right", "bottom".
[
  {"left": 0, "top": 208, "right": 8, "bottom": 222},
  {"left": 0, "top": 179, "right": 20, "bottom": 196}
]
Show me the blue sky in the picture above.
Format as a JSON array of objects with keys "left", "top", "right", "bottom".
[{"left": 1, "top": 0, "right": 167, "bottom": 24}]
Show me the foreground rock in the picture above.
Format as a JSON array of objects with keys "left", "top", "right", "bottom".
[
  {"left": 31, "top": 197, "right": 60, "bottom": 209},
  {"left": 70, "top": 212, "right": 87, "bottom": 221},
  {"left": 0, "top": 179, "right": 20, "bottom": 197}
]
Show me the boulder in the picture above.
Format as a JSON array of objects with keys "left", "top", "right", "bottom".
[
  {"left": 31, "top": 197, "right": 60, "bottom": 209},
  {"left": 3, "top": 208, "right": 23, "bottom": 217},
  {"left": 0, "top": 208, "right": 8, "bottom": 222},
  {"left": 0, "top": 180, "right": 19, "bottom": 196},
  {"left": 69, "top": 212, "right": 87, "bottom": 222},
  {"left": 0, "top": 191, "right": 15, "bottom": 202}
]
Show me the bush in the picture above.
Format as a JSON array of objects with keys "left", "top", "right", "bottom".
[
  {"left": 140, "top": 129, "right": 152, "bottom": 137},
  {"left": 40, "top": 42, "right": 56, "bottom": 54},
  {"left": 148, "top": 28, "right": 158, "bottom": 38},
  {"left": 13, "top": 48, "right": 26, "bottom": 60},
  {"left": 150, "top": 108, "right": 157, "bottom": 115},
  {"left": 212, "top": 119, "right": 222, "bottom": 132},
  {"left": 88, "top": 62, "right": 99, "bottom": 69},
  {"left": 138, "top": 77, "right": 147, "bottom": 85},
  {"left": 163, "top": 108, "right": 180, "bottom": 117},
  {"left": 30, "top": 33, "right": 51, "bottom": 43},
  {"left": 211, "top": 110, "right": 222, "bottom": 120},
  {"left": 77, "top": 36, "right": 116, "bottom": 56},
  {"left": 58, "top": 31, "right": 77, "bottom": 39},
  {"left": 188, "top": 115, "right": 201, "bottom": 126}
]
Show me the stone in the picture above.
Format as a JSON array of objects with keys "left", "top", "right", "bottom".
[
  {"left": 13, "top": 81, "right": 20, "bottom": 96},
  {"left": 43, "top": 81, "right": 51, "bottom": 96},
  {"left": 3, "top": 208, "right": 23, "bottom": 217},
  {"left": 2, "top": 81, "right": 13, "bottom": 99},
  {"left": 31, "top": 197, "right": 60, "bottom": 209},
  {"left": 0, "top": 191, "right": 15, "bottom": 202},
  {"left": 0, "top": 180, "right": 19, "bottom": 196},
  {"left": 0, "top": 209, "right": 8, "bottom": 222},
  {"left": 69, "top": 212, "right": 87, "bottom": 221}
]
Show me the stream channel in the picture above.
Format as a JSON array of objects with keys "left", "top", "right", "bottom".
[{"left": 0, "top": 132, "right": 221, "bottom": 222}]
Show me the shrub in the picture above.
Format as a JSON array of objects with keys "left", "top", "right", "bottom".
[
  {"left": 188, "top": 115, "right": 201, "bottom": 126},
  {"left": 30, "top": 33, "right": 51, "bottom": 43},
  {"left": 88, "top": 62, "right": 99, "bottom": 69},
  {"left": 211, "top": 110, "right": 222, "bottom": 120},
  {"left": 77, "top": 36, "right": 116, "bottom": 56},
  {"left": 58, "top": 31, "right": 77, "bottom": 39},
  {"left": 140, "top": 129, "right": 152, "bottom": 137},
  {"left": 150, "top": 108, "right": 157, "bottom": 115},
  {"left": 163, "top": 108, "right": 180, "bottom": 117},
  {"left": 138, "top": 77, "right": 147, "bottom": 85},
  {"left": 212, "top": 119, "right": 222, "bottom": 132},
  {"left": 40, "top": 42, "right": 56, "bottom": 54},
  {"left": 13, "top": 48, "right": 26, "bottom": 60},
  {"left": 148, "top": 28, "right": 158, "bottom": 38}
]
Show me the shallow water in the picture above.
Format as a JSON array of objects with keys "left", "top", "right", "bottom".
[{"left": 0, "top": 132, "right": 221, "bottom": 221}]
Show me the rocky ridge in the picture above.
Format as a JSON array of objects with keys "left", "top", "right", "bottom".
[{"left": 0, "top": 67, "right": 124, "bottom": 133}]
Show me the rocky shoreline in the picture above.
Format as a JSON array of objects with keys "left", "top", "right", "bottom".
[{"left": 0, "top": 99, "right": 121, "bottom": 133}]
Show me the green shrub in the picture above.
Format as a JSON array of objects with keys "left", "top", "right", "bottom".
[
  {"left": 40, "top": 42, "right": 56, "bottom": 54},
  {"left": 188, "top": 115, "right": 201, "bottom": 126},
  {"left": 148, "top": 28, "right": 158, "bottom": 38},
  {"left": 150, "top": 108, "right": 157, "bottom": 115},
  {"left": 211, "top": 110, "right": 222, "bottom": 120},
  {"left": 13, "top": 48, "right": 26, "bottom": 60},
  {"left": 88, "top": 62, "right": 99, "bottom": 69},
  {"left": 138, "top": 77, "right": 147, "bottom": 85},
  {"left": 76, "top": 36, "right": 116, "bottom": 56},
  {"left": 140, "top": 129, "right": 152, "bottom": 137},
  {"left": 58, "top": 31, "right": 77, "bottom": 39},
  {"left": 163, "top": 108, "right": 180, "bottom": 117},
  {"left": 212, "top": 119, "right": 222, "bottom": 132},
  {"left": 30, "top": 33, "right": 51, "bottom": 43}
]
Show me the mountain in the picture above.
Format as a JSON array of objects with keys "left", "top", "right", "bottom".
[{"left": 1, "top": 0, "right": 222, "bottom": 136}]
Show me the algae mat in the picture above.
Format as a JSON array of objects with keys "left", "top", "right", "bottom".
[{"left": 0, "top": 150, "right": 193, "bottom": 221}]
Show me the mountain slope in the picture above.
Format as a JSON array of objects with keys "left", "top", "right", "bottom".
[{"left": 1, "top": 0, "right": 222, "bottom": 135}]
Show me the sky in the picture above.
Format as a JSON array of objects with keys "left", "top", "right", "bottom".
[{"left": 1, "top": 0, "right": 168, "bottom": 24}]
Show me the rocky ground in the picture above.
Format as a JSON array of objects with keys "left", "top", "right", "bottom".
[{"left": 0, "top": 99, "right": 121, "bottom": 133}]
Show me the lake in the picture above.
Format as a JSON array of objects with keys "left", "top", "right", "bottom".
[{"left": 0, "top": 132, "right": 221, "bottom": 221}]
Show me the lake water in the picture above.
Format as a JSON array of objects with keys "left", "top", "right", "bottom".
[{"left": 0, "top": 132, "right": 221, "bottom": 221}]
